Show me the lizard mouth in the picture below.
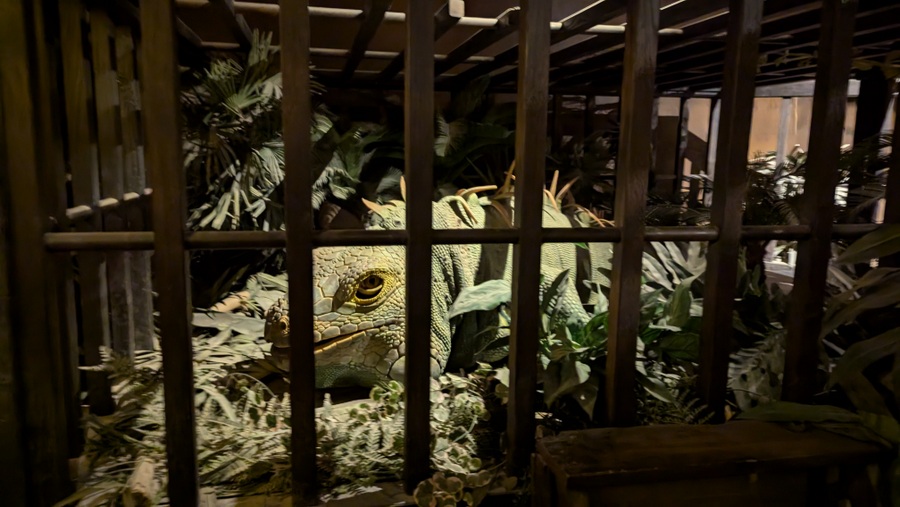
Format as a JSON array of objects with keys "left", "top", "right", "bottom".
[{"left": 313, "top": 330, "right": 367, "bottom": 353}]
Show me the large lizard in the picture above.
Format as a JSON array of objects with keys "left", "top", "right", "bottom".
[{"left": 263, "top": 184, "right": 613, "bottom": 388}]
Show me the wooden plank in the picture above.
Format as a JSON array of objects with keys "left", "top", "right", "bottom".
[
  {"left": 32, "top": 0, "right": 83, "bottom": 460},
  {"left": 672, "top": 97, "right": 687, "bottom": 196},
  {"left": 604, "top": 0, "right": 660, "bottom": 427},
  {"left": 697, "top": 0, "right": 764, "bottom": 422},
  {"left": 279, "top": 0, "right": 317, "bottom": 504},
  {"left": 775, "top": 97, "right": 792, "bottom": 164},
  {"left": 432, "top": 7, "right": 519, "bottom": 77},
  {"left": 341, "top": 0, "right": 393, "bottom": 80},
  {"left": 116, "top": 27, "right": 154, "bottom": 351},
  {"left": 90, "top": 10, "right": 136, "bottom": 355},
  {"left": 376, "top": 1, "right": 463, "bottom": 83},
  {"left": 60, "top": 0, "right": 114, "bottom": 414},
  {"left": 140, "top": 0, "right": 200, "bottom": 504},
  {"left": 0, "top": 55, "right": 28, "bottom": 507},
  {"left": 782, "top": 0, "right": 859, "bottom": 403},
  {"left": 208, "top": 0, "right": 252, "bottom": 48},
  {"left": 403, "top": 0, "right": 436, "bottom": 493},
  {"left": 507, "top": 0, "right": 550, "bottom": 473},
  {"left": 0, "top": 0, "right": 73, "bottom": 503},
  {"left": 448, "top": 0, "right": 626, "bottom": 88},
  {"left": 536, "top": 420, "right": 885, "bottom": 490},
  {"left": 882, "top": 95, "right": 900, "bottom": 268}
]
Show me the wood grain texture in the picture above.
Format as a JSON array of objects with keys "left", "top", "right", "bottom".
[
  {"left": 604, "top": 0, "right": 660, "bottom": 427},
  {"left": 116, "top": 27, "right": 154, "bottom": 351},
  {"left": 377, "top": 1, "right": 462, "bottom": 83},
  {"left": 342, "top": 0, "right": 392, "bottom": 80},
  {"left": 90, "top": 9, "right": 136, "bottom": 355},
  {"left": 697, "top": 0, "right": 764, "bottom": 422},
  {"left": 279, "top": 0, "right": 318, "bottom": 504},
  {"left": 782, "top": 0, "right": 859, "bottom": 403},
  {"left": 0, "top": 0, "right": 73, "bottom": 503},
  {"left": 507, "top": 0, "right": 550, "bottom": 474},
  {"left": 433, "top": 7, "right": 518, "bottom": 77},
  {"left": 536, "top": 420, "right": 885, "bottom": 489},
  {"left": 139, "top": 0, "right": 200, "bottom": 504},
  {"left": 403, "top": 0, "right": 435, "bottom": 492},
  {"left": 59, "top": 0, "right": 114, "bottom": 414}
]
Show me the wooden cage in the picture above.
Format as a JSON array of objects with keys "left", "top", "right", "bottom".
[{"left": 1, "top": 0, "right": 898, "bottom": 506}]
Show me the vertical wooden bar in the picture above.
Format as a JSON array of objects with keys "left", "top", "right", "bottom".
[
  {"left": 704, "top": 99, "right": 722, "bottom": 207},
  {"left": 673, "top": 97, "right": 687, "bottom": 196},
  {"left": 697, "top": 0, "right": 764, "bottom": 421},
  {"left": 404, "top": 0, "right": 435, "bottom": 492},
  {"left": 140, "top": 1, "right": 199, "bottom": 504},
  {"left": 116, "top": 27, "right": 154, "bottom": 351},
  {"left": 279, "top": 1, "right": 317, "bottom": 504},
  {"left": 880, "top": 94, "right": 900, "bottom": 268},
  {"left": 59, "top": 0, "right": 114, "bottom": 413},
  {"left": 783, "top": 0, "right": 859, "bottom": 403},
  {"left": 31, "top": 0, "right": 83, "bottom": 459},
  {"left": 776, "top": 97, "right": 793, "bottom": 164},
  {"left": 507, "top": 0, "right": 550, "bottom": 471},
  {"left": 0, "top": 63, "right": 28, "bottom": 507},
  {"left": 0, "top": 0, "right": 72, "bottom": 503},
  {"left": 90, "top": 10, "right": 136, "bottom": 355},
  {"left": 604, "top": 0, "right": 660, "bottom": 427}
]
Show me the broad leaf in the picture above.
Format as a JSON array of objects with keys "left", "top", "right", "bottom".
[
  {"left": 447, "top": 280, "right": 511, "bottom": 320},
  {"left": 658, "top": 332, "right": 700, "bottom": 362},
  {"left": 827, "top": 327, "right": 900, "bottom": 390},
  {"left": 837, "top": 224, "right": 900, "bottom": 264}
]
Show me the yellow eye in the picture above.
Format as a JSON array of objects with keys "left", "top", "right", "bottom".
[{"left": 356, "top": 275, "right": 384, "bottom": 302}]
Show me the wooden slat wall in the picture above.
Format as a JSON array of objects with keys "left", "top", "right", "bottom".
[
  {"left": 0, "top": 0, "right": 74, "bottom": 504},
  {"left": 403, "top": 0, "right": 436, "bottom": 492},
  {"left": 783, "top": 0, "right": 859, "bottom": 403},
  {"left": 697, "top": 0, "right": 764, "bottom": 421},
  {"left": 604, "top": 0, "right": 660, "bottom": 426},
  {"left": 91, "top": 9, "right": 137, "bottom": 355},
  {"left": 279, "top": 0, "right": 318, "bottom": 503},
  {"left": 140, "top": 0, "right": 200, "bottom": 504},
  {"left": 508, "top": 0, "right": 550, "bottom": 472},
  {"left": 116, "top": 27, "right": 155, "bottom": 351}
]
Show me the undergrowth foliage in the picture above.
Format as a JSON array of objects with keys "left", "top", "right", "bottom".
[{"left": 58, "top": 333, "right": 495, "bottom": 506}]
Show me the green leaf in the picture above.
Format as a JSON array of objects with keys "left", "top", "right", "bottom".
[
  {"left": 859, "top": 411, "right": 900, "bottom": 445},
  {"left": 447, "top": 280, "right": 512, "bottom": 320},
  {"left": 837, "top": 371, "right": 893, "bottom": 416},
  {"left": 636, "top": 370, "right": 677, "bottom": 403},
  {"left": 820, "top": 282, "right": 900, "bottom": 338},
  {"left": 837, "top": 224, "right": 900, "bottom": 263},
  {"left": 658, "top": 332, "right": 700, "bottom": 362},
  {"left": 665, "top": 281, "right": 693, "bottom": 328},
  {"left": 827, "top": 327, "right": 900, "bottom": 390},
  {"left": 735, "top": 401, "right": 861, "bottom": 424}
]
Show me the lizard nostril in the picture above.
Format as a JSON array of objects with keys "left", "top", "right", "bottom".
[{"left": 279, "top": 319, "right": 288, "bottom": 331}]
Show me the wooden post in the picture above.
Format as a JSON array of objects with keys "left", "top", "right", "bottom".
[
  {"left": 403, "top": 0, "right": 436, "bottom": 492},
  {"left": 140, "top": 0, "right": 200, "bottom": 504},
  {"left": 673, "top": 97, "right": 687, "bottom": 197},
  {"left": 58, "top": 0, "right": 114, "bottom": 414},
  {"left": 604, "top": 0, "right": 660, "bottom": 427},
  {"left": 116, "top": 27, "right": 155, "bottom": 351},
  {"left": 783, "top": 0, "right": 859, "bottom": 403},
  {"left": 697, "top": 0, "right": 764, "bottom": 421},
  {"left": 280, "top": 0, "right": 318, "bottom": 504},
  {"left": 508, "top": 0, "right": 551, "bottom": 471},
  {"left": 0, "top": 0, "right": 73, "bottom": 503},
  {"left": 91, "top": 10, "right": 136, "bottom": 356}
]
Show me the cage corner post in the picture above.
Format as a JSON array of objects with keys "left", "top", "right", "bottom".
[{"left": 0, "top": 0, "right": 74, "bottom": 504}]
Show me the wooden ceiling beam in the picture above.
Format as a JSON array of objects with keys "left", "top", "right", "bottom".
[
  {"left": 432, "top": 7, "right": 520, "bottom": 77},
  {"left": 342, "top": 0, "right": 393, "bottom": 80},
  {"left": 377, "top": 1, "right": 464, "bottom": 83},
  {"left": 208, "top": 0, "right": 252, "bottom": 49}
]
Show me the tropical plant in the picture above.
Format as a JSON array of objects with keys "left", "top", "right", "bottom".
[{"left": 57, "top": 332, "right": 495, "bottom": 506}]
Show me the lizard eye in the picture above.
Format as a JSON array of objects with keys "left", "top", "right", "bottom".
[{"left": 356, "top": 275, "right": 384, "bottom": 303}]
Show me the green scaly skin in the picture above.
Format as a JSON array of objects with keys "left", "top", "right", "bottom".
[{"left": 264, "top": 189, "right": 613, "bottom": 388}]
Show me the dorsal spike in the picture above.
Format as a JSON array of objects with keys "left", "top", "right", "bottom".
[
  {"left": 400, "top": 175, "right": 407, "bottom": 201},
  {"left": 543, "top": 189, "right": 560, "bottom": 212},
  {"left": 361, "top": 198, "right": 386, "bottom": 214},
  {"left": 556, "top": 176, "right": 579, "bottom": 201},
  {"left": 457, "top": 184, "right": 498, "bottom": 199},
  {"left": 445, "top": 195, "right": 479, "bottom": 225},
  {"left": 548, "top": 169, "right": 560, "bottom": 197}
]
